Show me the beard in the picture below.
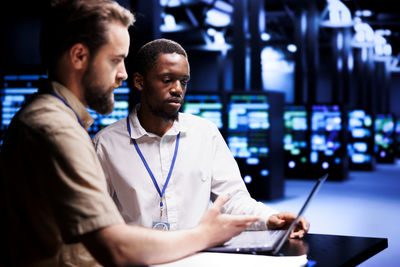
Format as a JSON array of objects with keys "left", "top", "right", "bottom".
[
  {"left": 82, "top": 63, "right": 115, "bottom": 115},
  {"left": 143, "top": 92, "right": 180, "bottom": 122},
  {"left": 147, "top": 100, "right": 179, "bottom": 121}
]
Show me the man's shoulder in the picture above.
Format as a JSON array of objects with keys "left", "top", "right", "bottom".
[
  {"left": 18, "top": 93, "right": 72, "bottom": 129},
  {"left": 180, "top": 112, "right": 212, "bottom": 124},
  {"left": 179, "top": 112, "right": 220, "bottom": 132},
  {"left": 5, "top": 94, "right": 90, "bottom": 151},
  {"left": 92, "top": 117, "right": 127, "bottom": 143}
]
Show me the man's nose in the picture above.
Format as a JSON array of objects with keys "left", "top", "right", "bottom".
[
  {"left": 171, "top": 80, "right": 183, "bottom": 95},
  {"left": 116, "top": 62, "right": 128, "bottom": 83}
]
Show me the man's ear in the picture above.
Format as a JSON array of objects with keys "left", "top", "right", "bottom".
[
  {"left": 133, "top": 72, "right": 144, "bottom": 91},
  {"left": 69, "top": 43, "right": 89, "bottom": 70}
]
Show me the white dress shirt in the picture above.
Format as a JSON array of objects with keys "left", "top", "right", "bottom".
[{"left": 93, "top": 105, "right": 278, "bottom": 231}]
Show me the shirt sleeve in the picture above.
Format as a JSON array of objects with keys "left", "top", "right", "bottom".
[
  {"left": 209, "top": 126, "right": 279, "bottom": 230},
  {"left": 44, "top": 120, "right": 124, "bottom": 243},
  {"left": 92, "top": 134, "right": 116, "bottom": 197}
]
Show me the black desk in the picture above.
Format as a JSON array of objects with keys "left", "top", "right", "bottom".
[
  {"left": 165, "top": 233, "right": 388, "bottom": 267},
  {"left": 279, "top": 233, "right": 388, "bottom": 267}
]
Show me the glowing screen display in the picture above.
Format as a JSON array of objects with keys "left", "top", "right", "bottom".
[
  {"left": 374, "top": 114, "right": 395, "bottom": 161},
  {"left": 283, "top": 105, "right": 308, "bottom": 170},
  {"left": 226, "top": 93, "right": 271, "bottom": 185},
  {"left": 227, "top": 94, "right": 269, "bottom": 160},
  {"left": 310, "top": 105, "right": 342, "bottom": 170},
  {"left": 182, "top": 93, "right": 223, "bottom": 129},
  {"left": 1, "top": 75, "right": 42, "bottom": 146},
  {"left": 347, "top": 109, "right": 373, "bottom": 165}
]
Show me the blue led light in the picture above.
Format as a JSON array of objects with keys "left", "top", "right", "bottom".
[
  {"left": 205, "top": 9, "right": 231, "bottom": 27},
  {"left": 246, "top": 157, "right": 260, "bottom": 165},
  {"left": 354, "top": 142, "right": 368, "bottom": 152},
  {"left": 243, "top": 175, "right": 252, "bottom": 184},
  {"left": 288, "top": 161, "right": 296, "bottom": 168},
  {"left": 310, "top": 152, "right": 318, "bottom": 163},
  {"left": 322, "top": 162, "right": 329, "bottom": 169}
]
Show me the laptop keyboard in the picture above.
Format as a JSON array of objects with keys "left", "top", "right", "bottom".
[{"left": 225, "top": 230, "right": 286, "bottom": 248}]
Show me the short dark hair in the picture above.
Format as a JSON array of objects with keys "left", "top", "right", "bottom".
[
  {"left": 134, "top": 38, "right": 188, "bottom": 75},
  {"left": 40, "top": 0, "right": 135, "bottom": 74}
]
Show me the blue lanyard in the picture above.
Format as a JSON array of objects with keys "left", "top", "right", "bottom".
[
  {"left": 126, "top": 117, "right": 180, "bottom": 210},
  {"left": 49, "top": 92, "right": 85, "bottom": 128}
]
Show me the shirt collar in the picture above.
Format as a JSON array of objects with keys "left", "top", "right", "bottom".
[
  {"left": 51, "top": 81, "right": 94, "bottom": 130},
  {"left": 128, "top": 104, "right": 187, "bottom": 139}
]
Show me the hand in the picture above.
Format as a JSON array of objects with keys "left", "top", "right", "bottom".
[
  {"left": 197, "top": 195, "right": 261, "bottom": 248},
  {"left": 267, "top": 212, "right": 309, "bottom": 239}
]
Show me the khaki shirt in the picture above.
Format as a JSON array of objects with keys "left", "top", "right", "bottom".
[{"left": 0, "top": 81, "right": 124, "bottom": 266}]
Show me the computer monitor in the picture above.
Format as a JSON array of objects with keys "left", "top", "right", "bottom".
[
  {"left": 227, "top": 93, "right": 270, "bottom": 160},
  {"left": 310, "top": 104, "right": 347, "bottom": 180},
  {"left": 87, "top": 82, "right": 131, "bottom": 137},
  {"left": 283, "top": 105, "right": 308, "bottom": 177},
  {"left": 0, "top": 74, "right": 44, "bottom": 147},
  {"left": 182, "top": 92, "right": 224, "bottom": 130},
  {"left": 374, "top": 114, "right": 395, "bottom": 163},
  {"left": 347, "top": 109, "right": 374, "bottom": 169},
  {"left": 226, "top": 92, "right": 271, "bottom": 198}
]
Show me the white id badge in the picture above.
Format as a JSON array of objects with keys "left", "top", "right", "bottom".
[
  {"left": 152, "top": 221, "right": 170, "bottom": 231},
  {"left": 152, "top": 205, "right": 170, "bottom": 230}
]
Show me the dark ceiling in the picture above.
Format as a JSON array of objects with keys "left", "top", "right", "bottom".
[
  {"left": 264, "top": 0, "right": 400, "bottom": 55},
  {"left": 1, "top": 0, "right": 399, "bottom": 70}
]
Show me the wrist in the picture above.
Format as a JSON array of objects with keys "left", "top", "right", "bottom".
[{"left": 190, "top": 224, "right": 210, "bottom": 251}]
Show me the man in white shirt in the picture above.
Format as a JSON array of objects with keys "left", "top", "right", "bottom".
[{"left": 93, "top": 38, "right": 309, "bottom": 237}]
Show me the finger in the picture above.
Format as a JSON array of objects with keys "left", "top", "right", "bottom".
[
  {"left": 298, "top": 217, "right": 310, "bottom": 232},
  {"left": 274, "top": 217, "right": 287, "bottom": 228},
  {"left": 267, "top": 215, "right": 286, "bottom": 229},
  {"left": 290, "top": 228, "right": 307, "bottom": 238},
  {"left": 226, "top": 215, "right": 261, "bottom": 225},
  {"left": 232, "top": 215, "right": 261, "bottom": 223},
  {"left": 304, "top": 219, "right": 310, "bottom": 232},
  {"left": 279, "top": 212, "right": 298, "bottom": 222},
  {"left": 290, "top": 219, "right": 309, "bottom": 238},
  {"left": 212, "top": 194, "right": 230, "bottom": 210},
  {"left": 234, "top": 221, "right": 258, "bottom": 229},
  {"left": 240, "top": 218, "right": 261, "bottom": 227}
]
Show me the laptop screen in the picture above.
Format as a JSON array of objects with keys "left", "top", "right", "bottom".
[{"left": 272, "top": 174, "right": 328, "bottom": 255}]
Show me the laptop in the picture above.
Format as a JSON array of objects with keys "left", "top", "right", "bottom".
[{"left": 204, "top": 174, "right": 328, "bottom": 255}]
